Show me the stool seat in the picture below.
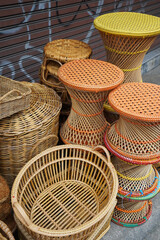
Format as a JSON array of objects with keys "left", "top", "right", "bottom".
[
  {"left": 108, "top": 82, "right": 160, "bottom": 122},
  {"left": 94, "top": 12, "right": 160, "bottom": 37},
  {"left": 58, "top": 59, "right": 124, "bottom": 92}
]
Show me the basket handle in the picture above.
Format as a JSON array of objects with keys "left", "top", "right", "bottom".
[
  {"left": 12, "top": 202, "right": 32, "bottom": 227},
  {"left": 87, "top": 199, "right": 117, "bottom": 240},
  {"left": 93, "top": 145, "right": 111, "bottom": 163},
  {"left": 0, "top": 220, "right": 15, "bottom": 240},
  {"left": 0, "top": 89, "right": 22, "bottom": 102},
  {"left": 41, "top": 58, "right": 62, "bottom": 82},
  {"left": 29, "top": 134, "right": 59, "bottom": 159}
]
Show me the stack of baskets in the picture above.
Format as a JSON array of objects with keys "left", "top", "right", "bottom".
[
  {"left": 12, "top": 145, "right": 118, "bottom": 240},
  {"left": 40, "top": 39, "right": 92, "bottom": 122},
  {"left": 94, "top": 12, "right": 160, "bottom": 124},
  {"left": 0, "top": 82, "right": 62, "bottom": 188},
  {"left": 104, "top": 82, "right": 160, "bottom": 227}
]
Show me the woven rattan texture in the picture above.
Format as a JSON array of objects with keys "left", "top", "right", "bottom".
[
  {"left": 106, "top": 117, "right": 160, "bottom": 160},
  {"left": 0, "top": 76, "right": 31, "bottom": 120},
  {"left": 111, "top": 156, "right": 158, "bottom": 197},
  {"left": 12, "top": 145, "right": 118, "bottom": 240},
  {"left": 0, "top": 176, "right": 11, "bottom": 221},
  {"left": 0, "top": 83, "right": 61, "bottom": 187},
  {"left": 58, "top": 59, "right": 124, "bottom": 92},
  {"left": 94, "top": 12, "right": 160, "bottom": 37},
  {"left": 0, "top": 220, "right": 15, "bottom": 240},
  {"left": 109, "top": 83, "right": 160, "bottom": 122},
  {"left": 44, "top": 39, "right": 92, "bottom": 62},
  {"left": 60, "top": 89, "right": 109, "bottom": 146},
  {"left": 99, "top": 32, "right": 155, "bottom": 83},
  {"left": 112, "top": 199, "right": 152, "bottom": 227}
]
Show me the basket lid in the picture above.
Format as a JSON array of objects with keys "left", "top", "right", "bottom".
[
  {"left": 0, "top": 175, "right": 10, "bottom": 203},
  {"left": 0, "top": 83, "right": 62, "bottom": 136},
  {"left": 94, "top": 12, "right": 160, "bottom": 37},
  {"left": 108, "top": 82, "right": 160, "bottom": 122},
  {"left": 58, "top": 59, "right": 124, "bottom": 92},
  {"left": 44, "top": 39, "right": 92, "bottom": 63}
]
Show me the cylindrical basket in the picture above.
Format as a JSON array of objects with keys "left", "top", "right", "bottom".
[
  {"left": 12, "top": 145, "right": 118, "bottom": 240},
  {"left": 40, "top": 39, "right": 92, "bottom": 119},
  {"left": 0, "top": 83, "right": 62, "bottom": 188}
]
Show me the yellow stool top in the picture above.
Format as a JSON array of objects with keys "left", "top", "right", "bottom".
[
  {"left": 94, "top": 12, "right": 160, "bottom": 37},
  {"left": 58, "top": 59, "right": 124, "bottom": 92}
]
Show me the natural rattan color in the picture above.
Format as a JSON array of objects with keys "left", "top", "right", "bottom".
[
  {"left": 0, "top": 76, "right": 31, "bottom": 120},
  {"left": 59, "top": 59, "right": 123, "bottom": 146},
  {"left": 0, "top": 176, "right": 11, "bottom": 221},
  {"left": 0, "top": 221, "right": 15, "bottom": 240},
  {"left": 0, "top": 83, "right": 62, "bottom": 187},
  {"left": 12, "top": 145, "right": 118, "bottom": 240}
]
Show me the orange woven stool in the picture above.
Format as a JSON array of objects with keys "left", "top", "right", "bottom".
[
  {"left": 40, "top": 39, "right": 92, "bottom": 118},
  {"left": 104, "top": 82, "right": 160, "bottom": 164},
  {"left": 59, "top": 59, "right": 124, "bottom": 146},
  {"left": 94, "top": 12, "right": 160, "bottom": 84}
]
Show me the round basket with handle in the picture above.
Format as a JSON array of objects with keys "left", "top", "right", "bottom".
[{"left": 12, "top": 145, "right": 118, "bottom": 240}]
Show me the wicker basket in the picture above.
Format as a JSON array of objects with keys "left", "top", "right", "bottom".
[
  {"left": 0, "top": 83, "right": 62, "bottom": 188},
  {"left": 112, "top": 198, "right": 152, "bottom": 227},
  {"left": 0, "top": 176, "right": 11, "bottom": 221},
  {"left": 0, "top": 76, "right": 31, "bottom": 120},
  {"left": 40, "top": 39, "right": 92, "bottom": 118},
  {"left": 12, "top": 145, "right": 118, "bottom": 240},
  {"left": 0, "top": 221, "right": 15, "bottom": 240}
]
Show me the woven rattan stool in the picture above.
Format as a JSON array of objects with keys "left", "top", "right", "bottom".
[
  {"left": 112, "top": 156, "right": 159, "bottom": 199},
  {"left": 12, "top": 145, "right": 118, "bottom": 240},
  {"left": 94, "top": 12, "right": 160, "bottom": 122},
  {"left": 59, "top": 59, "right": 124, "bottom": 146},
  {"left": 94, "top": 12, "right": 160, "bottom": 84},
  {"left": 112, "top": 198, "right": 152, "bottom": 227},
  {"left": 0, "top": 83, "right": 62, "bottom": 188},
  {"left": 40, "top": 39, "right": 92, "bottom": 117},
  {"left": 104, "top": 82, "right": 160, "bottom": 164}
]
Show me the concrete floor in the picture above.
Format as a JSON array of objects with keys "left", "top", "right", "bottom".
[{"left": 103, "top": 66, "right": 160, "bottom": 240}]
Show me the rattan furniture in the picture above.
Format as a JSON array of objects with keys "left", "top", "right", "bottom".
[
  {"left": 0, "top": 76, "right": 31, "bottom": 120},
  {"left": 12, "top": 145, "right": 118, "bottom": 240},
  {"left": 40, "top": 39, "right": 92, "bottom": 117},
  {"left": 0, "top": 83, "right": 62, "bottom": 187},
  {"left": 59, "top": 59, "right": 124, "bottom": 146},
  {"left": 94, "top": 12, "right": 160, "bottom": 122},
  {"left": 112, "top": 199, "right": 152, "bottom": 227}
]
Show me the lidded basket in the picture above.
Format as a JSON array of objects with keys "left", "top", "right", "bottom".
[
  {"left": 0, "top": 83, "right": 62, "bottom": 187},
  {"left": 12, "top": 145, "right": 118, "bottom": 240}
]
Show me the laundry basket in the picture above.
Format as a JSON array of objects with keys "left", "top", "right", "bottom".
[{"left": 12, "top": 145, "right": 118, "bottom": 240}]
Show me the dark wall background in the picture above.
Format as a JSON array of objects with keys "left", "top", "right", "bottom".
[{"left": 1, "top": 0, "right": 160, "bottom": 83}]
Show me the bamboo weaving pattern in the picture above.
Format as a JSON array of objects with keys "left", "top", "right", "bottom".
[{"left": 12, "top": 145, "right": 118, "bottom": 240}]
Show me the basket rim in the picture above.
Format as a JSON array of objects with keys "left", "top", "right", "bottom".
[{"left": 11, "top": 144, "right": 118, "bottom": 237}]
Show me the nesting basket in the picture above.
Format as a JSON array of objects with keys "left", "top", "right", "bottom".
[
  {"left": 0, "top": 76, "right": 31, "bottom": 120},
  {"left": 0, "top": 83, "right": 62, "bottom": 187},
  {"left": 12, "top": 145, "right": 118, "bottom": 240},
  {"left": 40, "top": 39, "right": 92, "bottom": 118}
]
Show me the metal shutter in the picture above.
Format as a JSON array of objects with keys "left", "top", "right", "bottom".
[{"left": 1, "top": 0, "right": 160, "bottom": 82}]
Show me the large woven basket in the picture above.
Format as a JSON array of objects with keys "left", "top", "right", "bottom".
[
  {"left": 0, "top": 76, "right": 31, "bottom": 120},
  {"left": 0, "top": 176, "right": 11, "bottom": 221},
  {"left": 12, "top": 145, "right": 118, "bottom": 240},
  {"left": 0, "top": 83, "right": 62, "bottom": 188},
  {"left": 0, "top": 220, "right": 15, "bottom": 240}
]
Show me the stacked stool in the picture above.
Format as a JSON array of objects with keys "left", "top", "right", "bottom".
[
  {"left": 40, "top": 39, "right": 92, "bottom": 120},
  {"left": 94, "top": 12, "right": 160, "bottom": 123},
  {"left": 104, "top": 82, "right": 160, "bottom": 227},
  {"left": 58, "top": 59, "right": 124, "bottom": 146}
]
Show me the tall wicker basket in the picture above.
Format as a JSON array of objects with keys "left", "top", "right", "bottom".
[
  {"left": 12, "top": 145, "right": 118, "bottom": 240},
  {"left": 0, "top": 83, "right": 62, "bottom": 188}
]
